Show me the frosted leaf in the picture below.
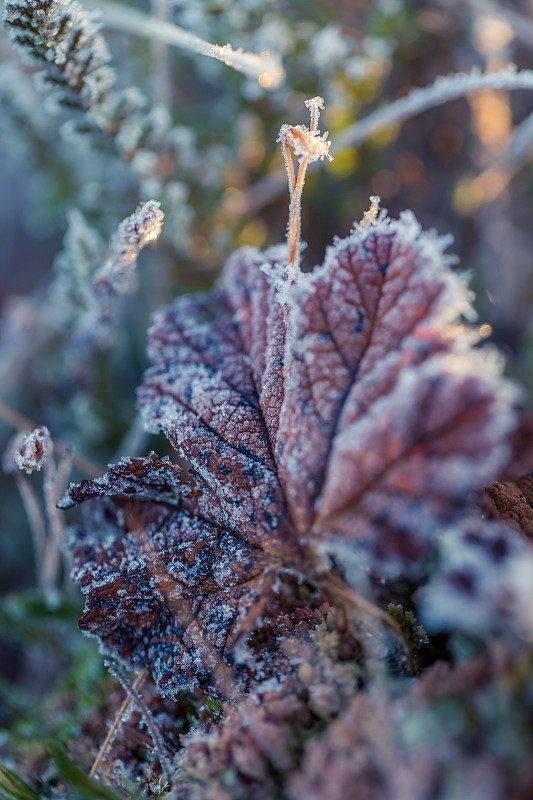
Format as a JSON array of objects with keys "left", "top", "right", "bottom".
[
  {"left": 66, "top": 209, "right": 518, "bottom": 693},
  {"left": 63, "top": 454, "right": 303, "bottom": 695},
  {"left": 486, "top": 475, "right": 533, "bottom": 539}
]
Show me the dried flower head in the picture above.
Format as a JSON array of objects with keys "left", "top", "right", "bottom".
[{"left": 12, "top": 426, "right": 52, "bottom": 474}]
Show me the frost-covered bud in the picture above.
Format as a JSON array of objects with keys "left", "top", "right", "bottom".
[
  {"left": 7, "top": 426, "right": 52, "bottom": 474},
  {"left": 94, "top": 200, "right": 164, "bottom": 294}
]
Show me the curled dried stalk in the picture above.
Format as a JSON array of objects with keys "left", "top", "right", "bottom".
[{"left": 277, "top": 96, "right": 333, "bottom": 270}]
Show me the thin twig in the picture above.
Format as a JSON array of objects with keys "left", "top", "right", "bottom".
[
  {"left": 334, "top": 67, "right": 533, "bottom": 152},
  {"left": 282, "top": 141, "right": 296, "bottom": 196},
  {"left": 85, "top": 0, "right": 284, "bottom": 89},
  {"left": 106, "top": 663, "right": 173, "bottom": 779},
  {"left": 89, "top": 668, "right": 148, "bottom": 780},
  {"left": 279, "top": 97, "right": 331, "bottom": 270},
  {"left": 41, "top": 448, "right": 72, "bottom": 592}
]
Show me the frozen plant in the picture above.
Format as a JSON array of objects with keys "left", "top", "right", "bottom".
[
  {"left": 2, "top": 5, "right": 533, "bottom": 798},
  {"left": 58, "top": 169, "right": 530, "bottom": 791}
]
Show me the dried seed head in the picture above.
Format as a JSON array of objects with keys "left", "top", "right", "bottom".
[{"left": 12, "top": 426, "right": 52, "bottom": 474}]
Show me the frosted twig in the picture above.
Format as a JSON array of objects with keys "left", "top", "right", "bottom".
[
  {"left": 336, "top": 67, "right": 533, "bottom": 151},
  {"left": 94, "top": 201, "right": 164, "bottom": 295},
  {"left": 280, "top": 141, "right": 296, "bottom": 196},
  {"left": 89, "top": 668, "right": 147, "bottom": 779},
  {"left": 3, "top": 0, "right": 115, "bottom": 116},
  {"left": 3, "top": 427, "right": 72, "bottom": 596},
  {"left": 3, "top": 428, "right": 50, "bottom": 592},
  {"left": 42, "top": 448, "right": 72, "bottom": 592},
  {"left": 84, "top": 0, "right": 285, "bottom": 89},
  {"left": 106, "top": 662, "right": 173, "bottom": 780},
  {"left": 76, "top": 201, "right": 165, "bottom": 358},
  {"left": 242, "top": 67, "right": 533, "bottom": 216},
  {"left": 359, "top": 196, "right": 381, "bottom": 228}
]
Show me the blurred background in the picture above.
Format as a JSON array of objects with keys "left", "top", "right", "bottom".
[{"left": 1, "top": 0, "right": 533, "bottom": 784}]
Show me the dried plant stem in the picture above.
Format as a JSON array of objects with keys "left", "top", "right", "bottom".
[
  {"left": 106, "top": 663, "right": 173, "bottom": 779},
  {"left": 84, "top": 0, "right": 284, "bottom": 89},
  {"left": 282, "top": 142, "right": 296, "bottom": 195},
  {"left": 0, "top": 398, "right": 101, "bottom": 477},
  {"left": 89, "top": 668, "right": 148, "bottom": 780},
  {"left": 41, "top": 451, "right": 72, "bottom": 592},
  {"left": 287, "top": 157, "right": 309, "bottom": 268},
  {"left": 15, "top": 475, "right": 47, "bottom": 591}
]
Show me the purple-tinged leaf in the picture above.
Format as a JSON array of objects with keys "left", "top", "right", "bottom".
[{"left": 65, "top": 210, "right": 518, "bottom": 691}]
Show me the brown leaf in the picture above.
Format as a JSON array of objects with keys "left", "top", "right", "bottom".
[
  {"left": 486, "top": 475, "right": 533, "bottom": 539},
  {"left": 66, "top": 455, "right": 284, "bottom": 694},
  {"left": 65, "top": 212, "right": 517, "bottom": 692}
]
